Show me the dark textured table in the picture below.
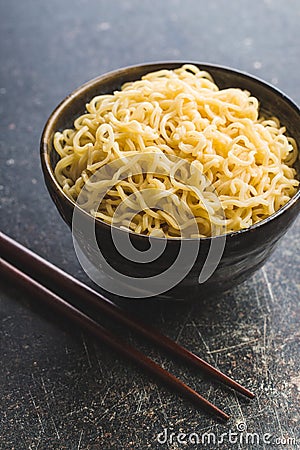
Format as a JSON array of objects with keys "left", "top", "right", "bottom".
[{"left": 1, "top": 1, "right": 299, "bottom": 449}]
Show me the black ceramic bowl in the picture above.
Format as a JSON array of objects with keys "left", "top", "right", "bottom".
[{"left": 41, "top": 62, "right": 300, "bottom": 300}]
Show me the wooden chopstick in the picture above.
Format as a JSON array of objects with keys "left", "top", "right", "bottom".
[
  {"left": 0, "top": 232, "right": 254, "bottom": 400},
  {"left": 0, "top": 256, "right": 229, "bottom": 421}
]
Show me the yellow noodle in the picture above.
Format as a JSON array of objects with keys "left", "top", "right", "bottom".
[{"left": 54, "top": 65, "right": 299, "bottom": 237}]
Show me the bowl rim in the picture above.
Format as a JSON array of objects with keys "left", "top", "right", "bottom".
[{"left": 40, "top": 60, "right": 300, "bottom": 242}]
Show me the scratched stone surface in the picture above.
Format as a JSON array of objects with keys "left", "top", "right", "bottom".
[{"left": 0, "top": 0, "right": 299, "bottom": 449}]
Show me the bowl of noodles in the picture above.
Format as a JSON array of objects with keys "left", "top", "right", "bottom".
[{"left": 41, "top": 62, "right": 300, "bottom": 300}]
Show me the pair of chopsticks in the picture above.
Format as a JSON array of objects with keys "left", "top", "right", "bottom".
[{"left": 0, "top": 232, "right": 254, "bottom": 421}]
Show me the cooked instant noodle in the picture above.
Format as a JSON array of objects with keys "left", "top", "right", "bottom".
[{"left": 54, "top": 64, "right": 299, "bottom": 237}]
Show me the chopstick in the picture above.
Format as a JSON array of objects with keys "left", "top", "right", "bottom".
[
  {"left": 0, "top": 232, "right": 255, "bottom": 420},
  {"left": 0, "top": 256, "right": 229, "bottom": 421},
  {"left": 0, "top": 232, "right": 254, "bottom": 400}
]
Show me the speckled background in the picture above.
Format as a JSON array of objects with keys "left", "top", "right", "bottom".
[{"left": 0, "top": 0, "right": 299, "bottom": 449}]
